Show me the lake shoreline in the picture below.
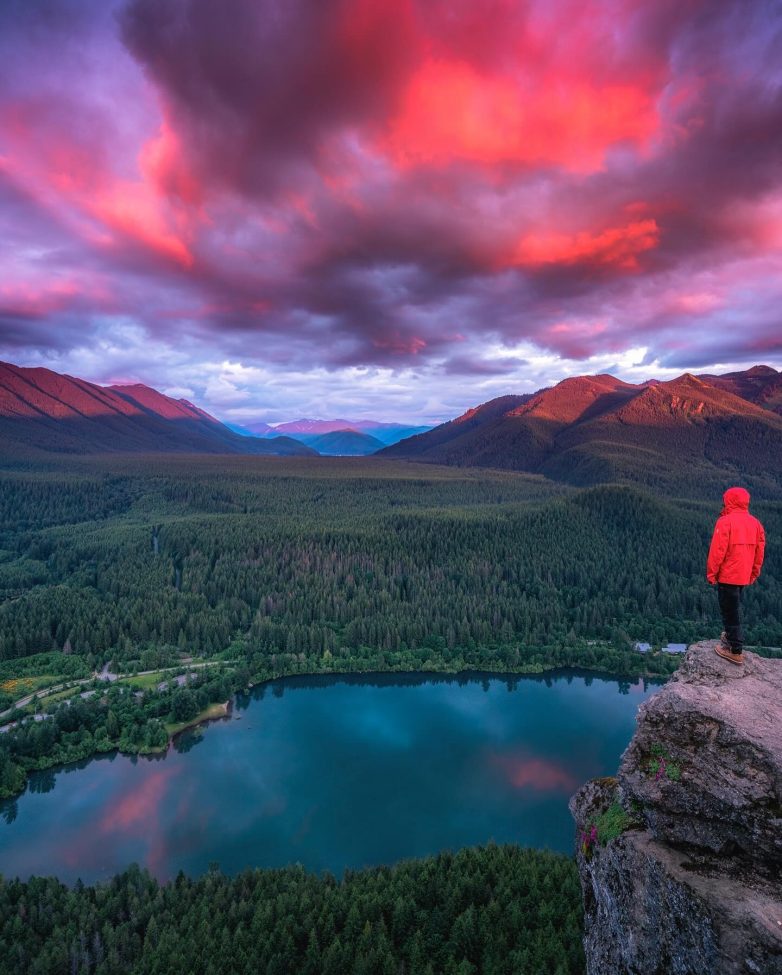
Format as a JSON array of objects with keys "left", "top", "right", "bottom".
[
  {"left": 0, "top": 661, "right": 670, "bottom": 806},
  {"left": 1, "top": 666, "right": 657, "bottom": 888},
  {"left": 166, "top": 699, "right": 232, "bottom": 742}
]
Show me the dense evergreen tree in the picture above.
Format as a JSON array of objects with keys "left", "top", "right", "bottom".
[
  {"left": 1, "top": 456, "right": 778, "bottom": 972},
  {"left": 1, "top": 459, "right": 778, "bottom": 667},
  {"left": 0, "top": 845, "right": 585, "bottom": 975},
  {"left": 1, "top": 457, "right": 779, "bottom": 796},
  {"left": 0, "top": 669, "right": 236, "bottom": 798}
]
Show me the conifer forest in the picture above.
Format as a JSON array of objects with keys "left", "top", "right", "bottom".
[{"left": 1, "top": 454, "right": 780, "bottom": 974}]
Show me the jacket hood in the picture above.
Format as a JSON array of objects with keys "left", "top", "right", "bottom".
[{"left": 722, "top": 486, "right": 750, "bottom": 514}]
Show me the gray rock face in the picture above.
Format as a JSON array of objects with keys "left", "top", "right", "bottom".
[
  {"left": 620, "top": 640, "right": 782, "bottom": 870},
  {"left": 570, "top": 641, "right": 782, "bottom": 975}
]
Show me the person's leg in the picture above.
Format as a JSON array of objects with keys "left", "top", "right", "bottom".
[{"left": 717, "top": 583, "right": 744, "bottom": 652}]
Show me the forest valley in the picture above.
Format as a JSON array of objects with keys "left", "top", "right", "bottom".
[
  {"left": 0, "top": 454, "right": 780, "bottom": 800},
  {"left": 0, "top": 454, "right": 780, "bottom": 975}
]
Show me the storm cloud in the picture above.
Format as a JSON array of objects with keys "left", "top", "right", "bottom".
[{"left": 1, "top": 0, "right": 781, "bottom": 421}]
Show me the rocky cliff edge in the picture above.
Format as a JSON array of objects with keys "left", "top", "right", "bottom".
[{"left": 570, "top": 640, "right": 782, "bottom": 975}]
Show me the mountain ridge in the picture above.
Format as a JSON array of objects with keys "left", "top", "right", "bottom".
[
  {"left": 266, "top": 418, "right": 433, "bottom": 446},
  {"left": 305, "top": 429, "right": 386, "bottom": 455},
  {"left": 380, "top": 365, "right": 782, "bottom": 495},
  {"left": 4, "top": 359, "right": 781, "bottom": 479},
  {"left": 0, "top": 361, "right": 315, "bottom": 457},
  {"left": 108, "top": 383, "right": 223, "bottom": 425}
]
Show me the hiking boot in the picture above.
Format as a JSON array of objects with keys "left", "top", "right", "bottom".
[
  {"left": 719, "top": 633, "right": 743, "bottom": 654},
  {"left": 715, "top": 643, "right": 744, "bottom": 665}
]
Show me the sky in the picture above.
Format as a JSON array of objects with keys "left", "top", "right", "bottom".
[{"left": 1, "top": 0, "right": 781, "bottom": 425}]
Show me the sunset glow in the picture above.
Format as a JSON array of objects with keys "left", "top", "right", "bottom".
[{"left": 0, "top": 0, "right": 780, "bottom": 421}]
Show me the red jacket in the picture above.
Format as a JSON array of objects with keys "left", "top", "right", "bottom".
[{"left": 706, "top": 487, "right": 766, "bottom": 586}]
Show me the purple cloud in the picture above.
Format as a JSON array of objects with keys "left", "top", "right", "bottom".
[{"left": 0, "top": 0, "right": 780, "bottom": 421}]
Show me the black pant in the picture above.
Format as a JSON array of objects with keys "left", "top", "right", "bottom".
[{"left": 717, "top": 583, "right": 745, "bottom": 652}]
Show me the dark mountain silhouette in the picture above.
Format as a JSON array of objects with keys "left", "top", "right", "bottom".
[
  {"left": 381, "top": 367, "right": 782, "bottom": 494},
  {"left": 0, "top": 361, "right": 315, "bottom": 457},
  {"left": 304, "top": 429, "right": 385, "bottom": 455},
  {"left": 225, "top": 421, "right": 275, "bottom": 438},
  {"left": 349, "top": 420, "right": 433, "bottom": 444},
  {"left": 267, "top": 418, "right": 432, "bottom": 445}
]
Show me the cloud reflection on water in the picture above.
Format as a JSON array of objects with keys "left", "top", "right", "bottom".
[
  {"left": 0, "top": 671, "right": 657, "bottom": 883},
  {"left": 488, "top": 751, "right": 578, "bottom": 793}
]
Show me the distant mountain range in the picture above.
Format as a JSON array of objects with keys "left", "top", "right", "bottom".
[
  {"left": 4, "top": 359, "right": 781, "bottom": 488},
  {"left": 303, "top": 430, "right": 387, "bottom": 456},
  {"left": 230, "top": 418, "right": 433, "bottom": 448},
  {"left": 0, "top": 360, "right": 428, "bottom": 458},
  {"left": 0, "top": 361, "right": 314, "bottom": 457},
  {"left": 380, "top": 365, "right": 782, "bottom": 495},
  {"left": 272, "top": 419, "right": 432, "bottom": 444}
]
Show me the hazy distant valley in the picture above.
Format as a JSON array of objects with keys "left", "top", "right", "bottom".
[{"left": 3, "top": 360, "right": 782, "bottom": 495}]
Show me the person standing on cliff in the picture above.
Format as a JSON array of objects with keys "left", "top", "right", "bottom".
[{"left": 706, "top": 486, "right": 766, "bottom": 665}]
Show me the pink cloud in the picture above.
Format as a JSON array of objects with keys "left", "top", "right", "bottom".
[
  {"left": 670, "top": 292, "right": 723, "bottom": 315},
  {"left": 0, "top": 99, "right": 195, "bottom": 268},
  {"left": 513, "top": 219, "right": 660, "bottom": 270},
  {"left": 388, "top": 60, "right": 658, "bottom": 172},
  {"left": 373, "top": 333, "right": 427, "bottom": 355},
  {"left": 0, "top": 278, "right": 114, "bottom": 319},
  {"left": 0, "top": 0, "right": 781, "bottom": 392}
]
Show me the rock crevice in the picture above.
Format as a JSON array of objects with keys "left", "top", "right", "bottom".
[{"left": 570, "top": 640, "right": 782, "bottom": 974}]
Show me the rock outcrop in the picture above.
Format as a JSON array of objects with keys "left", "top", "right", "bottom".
[{"left": 570, "top": 640, "right": 782, "bottom": 974}]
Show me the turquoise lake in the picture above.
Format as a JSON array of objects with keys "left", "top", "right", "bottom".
[{"left": 0, "top": 671, "right": 660, "bottom": 884}]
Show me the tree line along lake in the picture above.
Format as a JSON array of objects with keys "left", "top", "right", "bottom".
[
  {"left": 0, "top": 669, "right": 658, "bottom": 885},
  {"left": 0, "top": 455, "right": 778, "bottom": 885}
]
